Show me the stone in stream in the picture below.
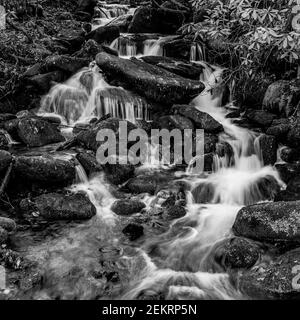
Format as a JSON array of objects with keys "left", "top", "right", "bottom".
[
  {"left": 237, "top": 249, "right": 300, "bottom": 299},
  {"left": 122, "top": 223, "right": 144, "bottom": 241},
  {"left": 204, "top": 133, "right": 218, "bottom": 154},
  {"left": 111, "top": 199, "right": 146, "bottom": 216},
  {"left": 17, "top": 117, "right": 65, "bottom": 147},
  {"left": 244, "top": 109, "right": 276, "bottom": 128},
  {"left": 0, "top": 227, "right": 8, "bottom": 244},
  {"left": 128, "top": 6, "right": 187, "bottom": 34},
  {"left": 95, "top": 52, "right": 204, "bottom": 105},
  {"left": 158, "top": 115, "right": 194, "bottom": 131},
  {"left": 126, "top": 175, "right": 158, "bottom": 195},
  {"left": 162, "top": 205, "right": 186, "bottom": 220},
  {"left": 263, "top": 79, "right": 300, "bottom": 117},
  {"left": 279, "top": 147, "right": 300, "bottom": 163},
  {"left": 163, "top": 38, "right": 193, "bottom": 61},
  {"left": 140, "top": 56, "right": 203, "bottom": 80},
  {"left": 275, "top": 163, "right": 300, "bottom": 184},
  {"left": 172, "top": 104, "right": 224, "bottom": 133},
  {"left": 0, "top": 150, "right": 12, "bottom": 172},
  {"left": 103, "top": 163, "right": 135, "bottom": 185},
  {"left": 257, "top": 134, "right": 277, "bottom": 166},
  {"left": 76, "top": 151, "right": 103, "bottom": 176},
  {"left": 266, "top": 123, "right": 290, "bottom": 142},
  {"left": 106, "top": 14, "right": 133, "bottom": 33},
  {"left": 0, "top": 216, "right": 16, "bottom": 233},
  {"left": 287, "top": 118, "right": 300, "bottom": 148},
  {"left": 86, "top": 25, "right": 120, "bottom": 45},
  {"left": 20, "top": 192, "right": 96, "bottom": 221},
  {"left": 14, "top": 154, "right": 75, "bottom": 184},
  {"left": 232, "top": 201, "right": 300, "bottom": 245},
  {"left": 77, "top": 0, "right": 97, "bottom": 15}
]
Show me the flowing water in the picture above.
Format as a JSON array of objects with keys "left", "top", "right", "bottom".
[{"left": 8, "top": 10, "right": 286, "bottom": 300}]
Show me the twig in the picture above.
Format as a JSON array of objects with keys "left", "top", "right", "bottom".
[{"left": 0, "top": 162, "right": 13, "bottom": 197}]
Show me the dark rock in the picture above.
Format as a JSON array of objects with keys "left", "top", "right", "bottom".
[
  {"left": 158, "top": 115, "right": 194, "bottom": 131},
  {"left": 0, "top": 216, "right": 16, "bottom": 232},
  {"left": 263, "top": 79, "right": 300, "bottom": 117},
  {"left": 266, "top": 124, "right": 290, "bottom": 141},
  {"left": 280, "top": 147, "right": 300, "bottom": 163},
  {"left": 126, "top": 175, "right": 158, "bottom": 195},
  {"left": 238, "top": 249, "right": 300, "bottom": 299},
  {"left": 111, "top": 199, "right": 146, "bottom": 216},
  {"left": 287, "top": 119, "right": 300, "bottom": 148},
  {"left": 225, "top": 110, "right": 240, "bottom": 118},
  {"left": 95, "top": 52, "right": 204, "bottom": 105},
  {"left": 3, "top": 119, "right": 20, "bottom": 141},
  {"left": 245, "top": 109, "right": 276, "bottom": 128},
  {"left": 77, "top": 0, "right": 97, "bottom": 15},
  {"left": 86, "top": 25, "right": 120, "bottom": 45},
  {"left": 14, "top": 154, "right": 75, "bottom": 184},
  {"left": 105, "top": 14, "right": 133, "bottom": 33},
  {"left": 286, "top": 176, "right": 300, "bottom": 194},
  {"left": 258, "top": 134, "right": 277, "bottom": 165},
  {"left": 43, "top": 55, "right": 89, "bottom": 75},
  {"left": 275, "top": 163, "right": 300, "bottom": 183},
  {"left": 122, "top": 223, "right": 144, "bottom": 241},
  {"left": 21, "top": 192, "right": 96, "bottom": 220},
  {"left": 26, "top": 71, "right": 65, "bottom": 94},
  {"left": 76, "top": 151, "right": 102, "bottom": 176},
  {"left": 163, "top": 205, "right": 186, "bottom": 220},
  {"left": 232, "top": 201, "right": 300, "bottom": 244},
  {"left": 192, "top": 182, "right": 214, "bottom": 204},
  {"left": 0, "top": 114, "right": 16, "bottom": 122},
  {"left": 17, "top": 117, "right": 65, "bottom": 147},
  {"left": 0, "top": 150, "right": 12, "bottom": 171},
  {"left": 221, "top": 237, "right": 260, "bottom": 269},
  {"left": 275, "top": 190, "right": 300, "bottom": 202},
  {"left": 0, "top": 227, "right": 8, "bottom": 244},
  {"left": 104, "top": 163, "right": 135, "bottom": 185},
  {"left": 172, "top": 104, "right": 223, "bottom": 133},
  {"left": 128, "top": 6, "right": 186, "bottom": 34},
  {"left": 163, "top": 38, "right": 193, "bottom": 61},
  {"left": 204, "top": 133, "right": 218, "bottom": 153},
  {"left": 140, "top": 56, "right": 203, "bottom": 80}
]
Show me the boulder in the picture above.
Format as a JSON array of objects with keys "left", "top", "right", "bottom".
[
  {"left": 0, "top": 216, "right": 16, "bottom": 232},
  {"left": 275, "top": 163, "right": 300, "bottom": 183},
  {"left": 126, "top": 175, "right": 158, "bottom": 195},
  {"left": 140, "top": 56, "right": 203, "bottom": 80},
  {"left": 26, "top": 71, "right": 65, "bottom": 94},
  {"left": 76, "top": 151, "right": 102, "bottom": 176},
  {"left": 245, "top": 109, "right": 276, "bottom": 128},
  {"left": 279, "top": 147, "right": 300, "bottom": 163},
  {"left": 17, "top": 117, "right": 65, "bottom": 147},
  {"left": 86, "top": 25, "right": 120, "bottom": 45},
  {"left": 232, "top": 201, "right": 300, "bottom": 244},
  {"left": 163, "top": 38, "right": 193, "bottom": 61},
  {"left": 287, "top": 119, "right": 300, "bottom": 148},
  {"left": 262, "top": 79, "right": 300, "bottom": 117},
  {"left": 95, "top": 52, "right": 204, "bottom": 105},
  {"left": 111, "top": 199, "right": 146, "bottom": 216},
  {"left": 0, "top": 150, "right": 12, "bottom": 172},
  {"left": 77, "top": 0, "right": 97, "bottom": 15},
  {"left": 122, "top": 223, "right": 144, "bottom": 241},
  {"left": 286, "top": 176, "right": 300, "bottom": 194},
  {"left": 172, "top": 104, "right": 223, "bottom": 133},
  {"left": 103, "top": 163, "right": 135, "bottom": 185},
  {"left": 14, "top": 154, "right": 75, "bottom": 184},
  {"left": 204, "top": 133, "right": 218, "bottom": 154},
  {"left": 42, "top": 55, "right": 89, "bottom": 75},
  {"left": 128, "top": 6, "right": 186, "bottom": 34},
  {"left": 21, "top": 192, "right": 96, "bottom": 220},
  {"left": 105, "top": 14, "right": 133, "bottom": 33},
  {"left": 163, "top": 204, "right": 186, "bottom": 220},
  {"left": 158, "top": 115, "right": 194, "bottom": 131},
  {"left": 238, "top": 249, "right": 300, "bottom": 299},
  {"left": 257, "top": 134, "right": 277, "bottom": 165},
  {"left": 266, "top": 124, "right": 290, "bottom": 141}
]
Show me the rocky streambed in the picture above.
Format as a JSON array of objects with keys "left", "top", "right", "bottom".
[{"left": 0, "top": 0, "right": 299, "bottom": 300}]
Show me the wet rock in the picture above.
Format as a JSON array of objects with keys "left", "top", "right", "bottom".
[
  {"left": 122, "top": 223, "right": 144, "bottom": 241},
  {"left": 126, "top": 175, "right": 158, "bottom": 195},
  {"left": 140, "top": 56, "right": 203, "bottom": 80},
  {"left": 0, "top": 216, "right": 16, "bottom": 232},
  {"left": 275, "top": 190, "right": 300, "bottom": 202},
  {"left": 103, "top": 163, "right": 135, "bottom": 185},
  {"left": 14, "top": 154, "right": 75, "bottom": 184},
  {"left": 263, "top": 79, "right": 300, "bottom": 117},
  {"left": 280, "top": 147, "right": 300, "bottom": 163},
  {"left": 42, "top": 55, "right": 89, "bottom": 75},
  {"left": 258, "top": 134, "right": 277, "bottom": 165},
  {"left": 216, "top": 142, "right": 234, "bottom": 160},
  {"left": 244, "top": 109, "right": 276, "bottom": 128},
  {"left": 76, "top": 151, "right": 102, "bottom": 176},
  {"left": 106, "top": 14, "right": 133, "bottom": 33},
  {"left": 275, "top": 163, "right": 300, "bottom": 183},
  {"left": 21, "top": 192, "right": 96, "bottom": 220},
  {"left": 0, "top": 150, "right": 12, "bottom": 172},
  {"left": 221, "top": 237, "right": 260, "bottom": 270},
  {"left": 111, "top": 199, "right": 146, "bottom": 216},
  {"left": 26, "top": 70, "right": 65, "bottom": 94},
  {"left": 163, "top": 38, "right": 193, "bottom": 61},
  {"left": 232, "top": 201, "right": 300, "bottom": 245},
  {"left": 225, "top": 110, "right": 240, "bottom": 118},
  {"left": 95, "top": 52, "right": 204, "bottom": 105},
  {"left": 204, "top": 133, "right": 218, "bottom": 154},
  {"left": 172, "top": 104, "right": 223, "bottom": 133},
  {"left": 0, "top": 227, "right": 8, "bottom": 244},
  {"left": 0, "top": 248, "right": 25, "bottom": 270},
  {"left": 158, "top": 115, "right": 194, "bottom": 131},
  {"left": 286, "top": 176, "right": 300, "bottom": 194},
  {"left": 238, "top": 249, "right": 300, "bottom": 299},
  {"left": 128, "top": 6, "right": 186, "bottom": 34},
  {"left": 192, "top": 182, "right": 214, "bottom": 204},
  {"left": 287, "top": 119, "right": 300, "bottom": 148},
  {"left": 3, "top": 119, "right": 20, "bottom": 141},
  {"left": 86, "top": 25, "right": 120, "bottom": 45},
  {"left": 17, "top": 117, "right": 65, "bottom": 147},
  {"left": 266, "top": 124, "right": 290, "bottom": 141},
  {"left": 163, "top": 205, "right": 186, "bottom": 220},
  {"left": 77, "top": 0, "right": 97, "bottom": 15}
]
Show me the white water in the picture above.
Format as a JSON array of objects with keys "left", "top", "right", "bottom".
[{"left": 40, "top": 65, "right": 150, "bottom": 125}]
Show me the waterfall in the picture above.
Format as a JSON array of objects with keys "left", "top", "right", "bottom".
[
  {"left": 40, "top": 66, "right": 150, "bottom": 125},
  {"left": 75, "top": 164, "right": 89, "bottom": 184}
]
